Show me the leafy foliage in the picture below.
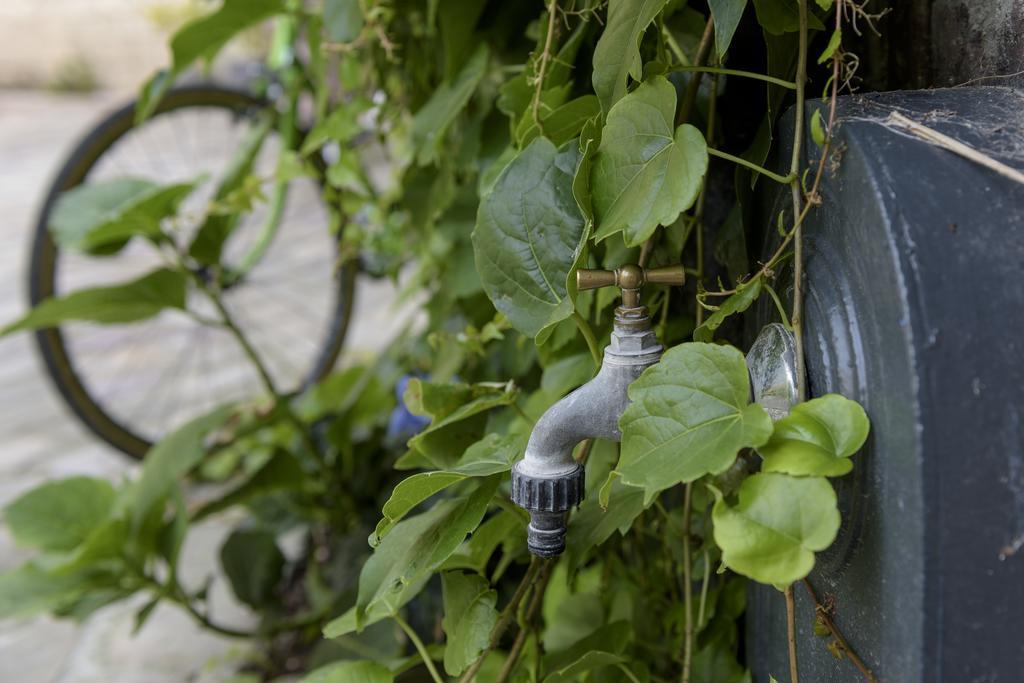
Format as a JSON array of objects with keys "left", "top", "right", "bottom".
[
  {"left": 592, "top": 76, "right": 708, "bottom": 246},
  {"left": 473, "top": 137, "right": 586, "bottom": 340},
  {"left": 713, "top": 472, "right": 841, "bottom": 585},
  {"left": 1, "top": 268, "right": 187, "bottom": 335},
  {"left": 758, "top": 394, "right": 870, "bottom": 476},
  {"left": 591, "top": 0, "right": 672, "bottom": 112},
  {"left": 617, "top": 343, "right": 773, "bottom": 502},
  {"left": 4, "top": 477, "right": 116, "bottom": 552},
  {"left": 0, "top": 0, "right": 872, "bottom": 680}
]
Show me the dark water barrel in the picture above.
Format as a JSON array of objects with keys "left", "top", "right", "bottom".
[{"left": 747, "top": 87, "right": 1024, "bottom": 682}]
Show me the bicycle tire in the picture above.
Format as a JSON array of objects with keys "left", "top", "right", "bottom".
[{"left": 28, "top": 84, "right": 355, "bottom": 459}]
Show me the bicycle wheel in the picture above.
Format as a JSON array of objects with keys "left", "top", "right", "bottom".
[{"left": 29, "top": 84, "right": 355, "bottom": 459}]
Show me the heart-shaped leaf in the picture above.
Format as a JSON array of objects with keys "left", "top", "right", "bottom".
[
  {"left": 473, "top": 137, "right": 586, "bottom": 341},
  {"left": 591, "top": 76, "right": 708, "bottom": 246},
  {"left": 712, "top": 472, "right": 840, "bottom": 585},
  {"left": 591, "top": 0, "right": 673, "bottom": 113},
  {"left": 617, "top": 343, "right": 773, "bottom": 503},
  {"left": 441, "top": 572, "right": 498, "bottom": 675},
  {"left": 758, "top": 394, "right": 869, "bottom": 476}
]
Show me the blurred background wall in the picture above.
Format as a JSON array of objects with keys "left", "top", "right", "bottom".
[{"left": 0, "top": 0, "right": 260, "bottom": 92}]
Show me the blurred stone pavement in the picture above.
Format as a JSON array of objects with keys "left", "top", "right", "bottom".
[
  {"left": 0, "top": 89, "right": 257, "bottom": 683},
  {"left": 0, "top": 87, "right": 420, "bottom": 683}
]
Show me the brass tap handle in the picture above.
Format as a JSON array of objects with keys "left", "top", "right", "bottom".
[{"left": 577, "top": 263, "right": 684, "bottom": 308}]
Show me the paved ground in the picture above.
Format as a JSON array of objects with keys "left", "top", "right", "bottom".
[
  {"left": 0, "top": 90, "right": 416, "bottom": 682},
  {"left": 0, "top": 88, "right": 259, "bottom": 683}
]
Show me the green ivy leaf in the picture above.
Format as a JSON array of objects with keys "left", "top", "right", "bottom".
[
  {"left": 189, "top": 113, "right": 274, "bottom": 265},
  {"left": 51, "top": 178, "right": 197, "bottom": 253},
  {"left": 136, "top": 0, "right": 287, "bottom": 121},
  {"left": 300, "top": 100, "right": 369, "bottom": 155},
  {"left": 818, "top": 27, "right": 841, "bottom": 64},
  {"left": 473, "top": 137, "right": 586, "bottom": 341},
  {"left": 758, "top": 394, "right": 869, "bottom": 477},
  {"left": 354, "top": 477, "right": 499, "bottom": 628},
  {"left": 591, "top": 76, "right": 708, "bottom": 247},
  {"left": 402, "top": 381, "right": 519, "bottom": 470},
  {"left": 2, "top": 268, "right": 188, "bottom": 336},
  {"left": 810, "top": 109, "right": 826, "bottom": 147},
  {"left": 323, "top": 0, "right": 364, "bottom": 43},
  {"left": 519, "top": 95, "right": 601, "bottom": 149},
  {"left": 45, "top": 519, "right": 127, "bottom": 576},
  {"left": 617, "top": 343, "right": 773, "bottom": 503},
  {"left": 192, "top": 450, "right": 308, "bottom": 521},
  {"left": 752, "top": 0, "right": 825, "bottom": 35},
  {"left": 441, "top": 572, "right": 498, "bottom": 675},
  {"left": 442, "top": 509, "right": 525, "bottom": 575},
  {"left": 412, "top": 44, "right": 489, "bottom": 164},
  {"left": 4, "top": 477, "right": 115, "bottom": 552},
  {"left": 544, "top": 652, "right": 624, "bottom": 683},
  {"left": 438, "top": 0, "right": 487, "bottom": 79},
  {"left": 297, "top": 660, "right": 393, "bottom": 683},
  {"left": 542, "top": 621, "right": 631, "bottom": 682},
  {"left": 708, "top": 0, "right": 750, "bottom": 59},
  {"left": 130, "top": 404, "right": 235, "bottom": 529},
  {"left": 566, "top": 478, "right": 646, "bottom": 568},
  {"left": 541, "top": 352, "right": 595, "bottom": 397},
  {"left": 690, "top": 638, "right": 747, "bottom": 683},
  {"left": 591, "top": 0, "right": 672, "bottom": 113},
  {"left": 373, "top": 432, "right": 518, "bottom": 544},
  {"left": 0, "top": 564, "right": 91, "bottom": 619},
  {"left": 712, "top": 472, "right": 840, "bottom": 585},
  {"left": 219, "top": 528, "right": 285, "bottom": 608},
  {"left": 693, "top": 275, "right": 763, "bottom": 342}
]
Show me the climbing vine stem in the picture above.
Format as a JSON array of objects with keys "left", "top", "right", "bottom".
[
  {"left": 457, "top": 557, "right": 544, "bottom": 683},
  {"left": 680, "top": 482, "right": 695, "bottom": 683},
  {"left": 495, "top": 561, "right": 555, "bottom": 683},
  {"left": 641, "top": 16, "right": 714, "bottom": 269},
  {"left": 802, "top": 579, "right": 877, "bottom": 682},
  {"left": 530, "top": 0, "right": 560, "bottom": 132},
  {"left": 572, "top": 311, "right": 603, "bottom": 368},
  {"left": 785, "top": 0, "right": 811, "bottom": 679},
  {"left": 395, "top": 613, "right": 444, "bottom": 683}
]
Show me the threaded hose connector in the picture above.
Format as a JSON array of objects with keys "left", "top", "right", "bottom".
[{"left": 510, "top": 462, "right": 585, "bottom": 557}]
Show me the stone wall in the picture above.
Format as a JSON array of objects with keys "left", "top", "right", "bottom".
[{"left": 931, "top": 0, "right": 1024, "bottom": 87}]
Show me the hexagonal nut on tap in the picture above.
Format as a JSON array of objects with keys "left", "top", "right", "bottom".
[{"left": 510, "top": 462, "right": 585, "bottom": 558}]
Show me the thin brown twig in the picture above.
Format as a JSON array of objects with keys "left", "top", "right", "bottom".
[
  {"left": 700, "top": 1, "right": 843, "bottom": 302},
  {"left": 530, "top": 0, "right": 560, "bottom": 132},
  {"left": 495, "top": 561, "right": 554, "bottom": 683},
  {"left": 675, "top": 18, "right": 716, "bottom": 128},
  {"left": 802, "top": 579, "right": 877, "bottom": 682},
  {"left": 785, "top": 1, "right": 810, "bottom": 677},
  {"left": 789, "top": 0, "right": 809, "bottom": 405},
  {"left": 693, "top": 73, "right": 718, "bottom": 327},
  {"left": 458, "top": 558, "right": 543, "bottom": 683},
  {"left": 785, "top": 584, "right": 799, "bottom": 683},
  {"left": 679, "top": 482, "right": 694, "bottom": 683}
]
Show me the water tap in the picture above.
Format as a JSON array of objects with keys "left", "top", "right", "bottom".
[{"left": 510, "top": 263, "right": 685, "bottom": 557}]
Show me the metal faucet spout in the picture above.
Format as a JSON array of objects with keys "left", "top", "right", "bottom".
[
  {"left": 511, "top": 306, "right": 663, "bottom": 557},
  {"left": 510, "top": 263, "right": 684, "bottom": 558}
]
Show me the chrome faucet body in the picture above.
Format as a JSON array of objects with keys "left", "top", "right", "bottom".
[{"left": 510, "top": 305, "right": 663, "bottom": 557}]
